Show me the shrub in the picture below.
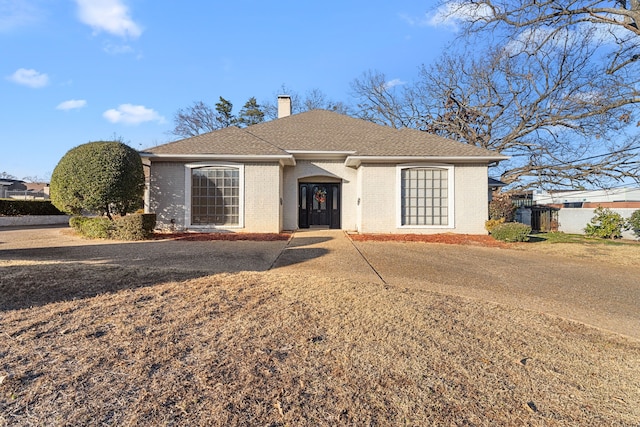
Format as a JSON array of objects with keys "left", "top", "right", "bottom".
[
  {"left": 584, "top": 207, "right": 626, "bottom": 239},
  {"left": 0, "top": 199, "right": 65, "bottom": 216},
  {"left": 111, "top": 214, "right": 156, "bottom": 241},
  {"left": 70, "top": 214, "right": 156, "bottom": 240},
  {"left": 490, "top": 222, "right": 532, "bottom": 242},
  {"left": 50, "top": 141, "right": 144, "bottom": 218},
  {"left": 626, "top": 209, "right": 640, "bottom": 239},
  {"left": 70, "top": 216, "right": 112, "bottom": 239},
  {"left": 485, "top": 217, "right": 505, "bottom": 233},
  {"left": 489, "top": 193, "right": 516, "bottom": 221}
]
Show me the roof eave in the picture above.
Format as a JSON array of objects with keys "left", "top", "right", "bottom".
[
  {"left": 139, "top": 153, "right": 296, "bottom": 166},
  {"left": 344, "top": 155, "right": 510, "bottom": 168}
]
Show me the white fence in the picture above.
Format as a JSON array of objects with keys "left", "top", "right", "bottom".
[
  {"left": 4, "top": 190, "right": 49, "bottom": 200},
  {"left": 0, "top": 215, "right": 70, "bottom": 227},
  {"left": 558, "top": 208, "right": 638, "bottom": 239}
]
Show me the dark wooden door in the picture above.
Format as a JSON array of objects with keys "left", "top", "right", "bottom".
[{"left": 298, "top": 183, "right": 340, "bottom": 229}]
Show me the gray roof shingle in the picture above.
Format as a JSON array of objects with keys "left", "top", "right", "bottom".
[{"left": 144, "top": 110, "right": 503, "bottom": 159}]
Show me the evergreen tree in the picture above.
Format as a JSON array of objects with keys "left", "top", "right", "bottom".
[{"left": 237, "top": 97, "right": 265, "bottom": 127}]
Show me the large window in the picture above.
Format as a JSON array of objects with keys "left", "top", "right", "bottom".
[
  {"left": 191, "top": 166, "right": 240, "bottom": 226},
  {"left": 399, "top": 166, "right": 453, "bottom": 227}
]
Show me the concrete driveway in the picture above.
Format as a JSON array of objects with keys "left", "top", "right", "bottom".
[
  {"left": 0, "top": 225, "right": 288, "bottom": 275},
  {"left": 2, "top": 226, "right": 639, "bottom": 340},
  {"left": 273, "top": 230, "right": 640, "bottom": 340}
]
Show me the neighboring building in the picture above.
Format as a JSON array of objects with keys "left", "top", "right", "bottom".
[
  {"left": 514, "top": 186, "right": 640, "bottom": 235},
  {"left": 534, "top": 187, "right": 640, "bottom": 208},
  {"left": 0, "top": 179, "right": 50, "bottom": 200},
  {"left": 488, "top": 177, "right": 507, "bottom": 202},
  {"left": 141, "top": 96, "right": 507, "bottom": 234}
]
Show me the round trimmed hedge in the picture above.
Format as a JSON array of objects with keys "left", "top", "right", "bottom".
[{"left": 50, "top": 141, "right": 144, "bottom": 217}]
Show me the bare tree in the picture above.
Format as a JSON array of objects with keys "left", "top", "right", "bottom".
[
  {"left": 352, "top": 2, "right": 640, "bottom": 189},
  {"left": 0, "top": 171, "right": 17, "bottom": 180},
  {"left": 438, "top": 0, "right": 640, "bottom": 75},
  {"left": 171, "top": 101, "right": 218, "bottom": 138},
  {"left": 262, "top": 86, "right": 351, "bottom": 120}
]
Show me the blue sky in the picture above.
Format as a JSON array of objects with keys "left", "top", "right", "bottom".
[{"left": 1, "top": 0, "right": 457, "bottom": 180}]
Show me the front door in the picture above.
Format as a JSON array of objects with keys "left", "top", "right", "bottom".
[{"left": 298, "top": 183, "right": 340, "bottom": 229}]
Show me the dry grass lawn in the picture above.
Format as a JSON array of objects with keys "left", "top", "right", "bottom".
[{"left": 1, "top": 258, "right": 639, "bottom": 426}]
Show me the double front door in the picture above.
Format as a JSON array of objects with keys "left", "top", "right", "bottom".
[{"left": 298, "top": 183, "right": 340, "bottom": 229}]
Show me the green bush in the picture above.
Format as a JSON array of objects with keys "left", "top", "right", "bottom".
[
  {"left": 584, "top": 207, "right": 626, "bottom": 239},
  {"left": 50, "top": 141, "right": 144, "bottom": 218},
  {"left": 70, "top": 214, "right": 156, "bottom": 240},
  {"left": 70, "top": 216, "right": 112, "bottom": 239},
  {"left": 0, "top": 199, "right": 65, "bottom": 216},
  {"left": 111, "top": 214, "right": 156, "bottom": 241},
  {"left": 626, "top": 209, "right": 640, "bottom": 239},
  {"left": 490, "top": 222, "right": 532, "bottom": 242}
]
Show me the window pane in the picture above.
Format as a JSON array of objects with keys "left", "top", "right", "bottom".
[
  {"left": 192, "top": 167, "right": 240, "bottom": 225},
  {"left": 401, "top": 167, "right": 448, "bottom": 226}
]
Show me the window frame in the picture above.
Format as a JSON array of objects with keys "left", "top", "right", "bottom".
[
  {"left": 396, "top": 164, "right": 455, "bottom": 229},
  {"left": 184, "top": 162, "right": 244, "bottom": 229}
]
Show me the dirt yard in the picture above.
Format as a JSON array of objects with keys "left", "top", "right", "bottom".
[{"left": 1, "top": 228, "right": 639, "bottom": 425}]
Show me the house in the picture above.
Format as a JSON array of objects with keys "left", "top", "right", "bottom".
[
  {"left": 522, "top": 187, "right": 640, "bottom": 237},
  {"left": 0, "top": 179, "right": 50, "bottom": 200},
  {"left": 140, "top": 96, "right": 508, "bottom": 234},
  {"left": 533, "top": 187, "right": 640, "bottom": 208}
]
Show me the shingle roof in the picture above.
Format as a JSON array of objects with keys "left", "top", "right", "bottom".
[
  {"left": 144, "top": 126, "right": 288, "bottom": 156},
  {"left": 144, "top": 110, "right": 503, "bottom": 159}
]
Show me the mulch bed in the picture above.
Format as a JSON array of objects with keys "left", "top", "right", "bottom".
[{"left": 349, "top": 233, "right": 509, "bottom": 247}]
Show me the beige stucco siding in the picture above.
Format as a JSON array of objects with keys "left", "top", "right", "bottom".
[
  {"left": 453, "top": 164, "right": 489, "bottom": 234},
  {"left": 358, "top": 164, "right": 396, "bottom": 233},
  {"left": 358, "top": 163, "right": 489, "bottom": 234},
  {"left": 148, "top": 161, "right": 281, "bottom": 232},
  {"left": 282, "top": 160, "right": 358, "bottom": 231},
  {"left": 148, "top": 161, "right": 187, "bottom": 229},
  {"left": 243, "top": 163, "right": 281, "bottom": 233}
]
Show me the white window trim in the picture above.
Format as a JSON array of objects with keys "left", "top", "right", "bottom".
[
  {"left": 184, "top": 162, "right": 245, "bottom": 229},
  {"left": 396, "top": 164, "right": 455, "bottom": 229}
]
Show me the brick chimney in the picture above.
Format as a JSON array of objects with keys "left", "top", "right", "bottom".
[{"left": 277, "top": 95, "right": 291, "bottom": 118}]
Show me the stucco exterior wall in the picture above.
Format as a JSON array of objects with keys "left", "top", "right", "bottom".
[
  {"left": 148, "top": 161, "right": 281, "bottom": 232},
  {"left": 148, "top": 161, "right": 187, "bottom": 230},
  {"left": 282, "top": 160, "right": 358, "bottom": 231},
  {"left": 149, "top": 160, "right": 490, "bottom": 234},
  {"left": 358, "top": 163, "right": 489, "bottom": 234},
  {"left": 243, "top": 163, "right": 281, "bottom": 233},
  {"left": 358, "top": 164, "right": 395, "bottom": 233},
  {"left": 453, "top": 164, "right": 489, "bottom": 234}
]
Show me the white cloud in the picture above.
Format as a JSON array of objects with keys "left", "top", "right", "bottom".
[
  {"left": 75, "top": 0, "right": 142, "bottom": 39},
  {"left": 56, "top": 99, "right": 87, "bottom": 111},
  {"left": 103, "top": 42, "right": 134, "bottom": 55},
  {"left": 427, "top": 2, "right": 493, "bottom": 30},
  {"left": 0, "top": 0, "right": 42, "bottom": 32},
  {"left": 384, "top": 79, "right": 406, "bottom": 89},
  {"left": 7, "top": 68, "right": 49, "bottom": 88},
  {"left": 103, "top": 104, "right": 164, "bottom": 125}
]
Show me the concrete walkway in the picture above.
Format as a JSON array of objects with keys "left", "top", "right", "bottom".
[{"left": 270, "top": 229, "right": 384, "bottom": 284}]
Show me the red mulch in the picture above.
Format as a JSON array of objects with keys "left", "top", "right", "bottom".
[
  {"left": 152, "top": 232, "right": 292, "bottom": 242},
  {"left": 349, "top": 233, "right": 509, "bottom": 247}
]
